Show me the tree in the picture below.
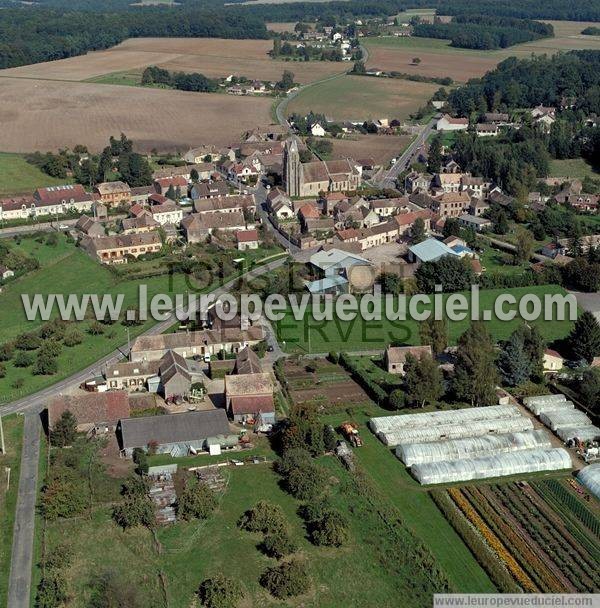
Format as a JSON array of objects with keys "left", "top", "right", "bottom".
[
  {"left": 0, "top": 342, "right": 14, "bottom": 361},
  {"left": 277, "top": 70, "right": 295, "bottom": 91},
  {"left": 166, "top": 184, "right": 176, "bottom": 200},
  {"left": 568, "top": 311, "right": 600, "bottom": 363},
  {"left": 35, "top": 571, "right": 68, "bottom": 608},
  {"left": 415, "top": 255, "right": 475, "bottom": 293},
  {"left": 198, "top": 575, "right": 243, "bottom": 608},
  {"left": 310, "top": 511, "right": 349, "bottom": 547},
  {"left": 177, "top": 479, "right": 217, "bottom": 520},
  {"left": 352, "top": 60, "right": 366, "bottom": 74},
  {"left": 411, "top": 217, "right": 426, "bottom": 244},
  {"left": 190, "top": 168, "right": 199, "bottom": 183},
  {"left": 132, "top": 447, "right": 148, "bottom": 475},
  {"left": 14, "top": 351, "right": 34, "bottom": 367},
  {"left": 112, "top": 477, "right": 155, "bottom": 529},
  {"left": 514, "top": 226, "right": 534, "bottom": 265},
  {"left": 403, "top": 353, "right": 444, "bottom": 407},
  {"left": 412, "top": 57, "right": 421, "bottom": 65},
  {"left": 516, "top": 324, "right": 545, "bottom": 382},
  {"left": 262, "top": 529, "right": 297, "bottom": 558},
  {"left": 428, "top": 133, "right": 443, "bottom": 173},
  {"left": 580, "top": 367, "right": 600, "bottom": 416},
  {"left": 63, "top": 327, "right": 83, "bottom": 347},
  {"left": 14, "top": 332, "right": 41, "bottom": 350},
  {"left": 388, "top": 389, "right": 406, "bottom": 410},
  {"left": 453, "top": 322, "right": 499, "bottom": 406},
  {"left": 41, "top": 469, "right": 89, "bottom": 520},
  {"left": 51, "top": 411, "right": 77, "bottom": 447},
  {"left": 380, "top": 272, "right": 402, "bottom": 294},
  {"left": 238, "top": 501, "right": 287, "bottom": 535},
  {"left": 88, "top": 321, "right": 104, "bottom": 335},
  {"left": 497, "top": 331, "right": 531, "bottom": 387},
  {"left": 419, "top": 316, "right": 448, "bottom": 356},
  {"left": 323, "top": 424, "right": 337, "bottom": 452},
  {"left": 33, "top": 353, "right": 58, "bottom": 376},
  {"left": 260, "top": 559, "right": 310, "bottom": 599}
]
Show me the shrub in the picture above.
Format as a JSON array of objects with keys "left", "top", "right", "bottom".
[
  {"left": 14, "top": 351, "right": 34, "bottom": 368},
  {"left": 198, "top": 575, "right": 243, "bottom": 608},
  {"left": 0, "top": 363, "right": 5, "bottom": 378},
  {"left": 260, "top": 559, "right": 310, "bottom": 599},
  {"left": 63, "top": 327, "right": 84, "bottom": 347},
  {"left": 238, "top": 501, "right": 287, "bottom": 535},
  {"left": 39, "top": 339, "right": 62, "bottom": 359},
  {"left": 0, "top": 342, "right": 14, "bottom": 361},
  {"left": 132, "top": 448, "right": 148, "bottom": 475},
  {"left": 50, "top": 411, "right": 77, "bottom": 447},
  {"left": 328, "top": 351, "right": 339, "bottom": 363},
  {"left": 177, "top": 479, "right": 217, "bottom": 521},
  {"left": 112, "top": 477, "right": 155, "bottom": 529},
  {"left": 33, "top": 353, "right": 58, "bottom": 376},
  {"left": 310, "top": 511, "right": 349, "bottom": 547},
  {"left": 388, "top": 389, "right": 406, "bottom": 410},
  {"left": 14, "top": 332, "right": 41, "bottom": 351},
  {"left": 261, "top": 529, "right": 297, "bottom": 559},
  {"left": 88, "top": 321, "right": 104, "bottom": 335}
]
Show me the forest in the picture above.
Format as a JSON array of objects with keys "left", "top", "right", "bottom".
[{"left": 413, "top": 16, "right": 553, "bottom": 50}]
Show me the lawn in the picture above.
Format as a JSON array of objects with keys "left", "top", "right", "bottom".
[
  {"left": 549, "top": 158, "right": 599, "bottom": 180},
  {"left": 321, "top": 406, "right": 495, "bottom": 593},
  {"left": 0, "top": 415, "right": 24, "bottom": 607},
  {"left": 275, "top": 285, "right": 575, "bottom": 354},
  {"left": 0, "top": 153, "right": 73, "bottom": 197},
  {"left": 286, "top": 74, "right": 438, "bottom": 122},
  {"left": 85, "top": 70, "right": 144, "bottom": 86},
  {"left": 479, "top": 245, "right": 530, "bottom": 276}
]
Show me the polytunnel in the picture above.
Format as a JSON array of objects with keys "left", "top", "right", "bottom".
[
  {"left": 525, "top": 400, "right": 574, "bottom": 417},
  {"left": 523, "top": 394, "right": 567, "bottom": 407},
  {"left": 411, "top": 447, "right": 572, "bottom": 485},
  {"left": 557, "top": 425, "right": 600, "bottom": 443},
  {"left": 396, "top": 429, "right": 552, "bottom": 467},
  {"left": 369, "top": 405, "right": 521, "bottom": 435},
  {"left": 578, "top": 463, "right": 600, "bottom": 500},
  {"left": 378, "top": 416, "right": 534, "bottom": 446},
  {"left": 539, "top": 409, "right": 592, "bottom": 431}
]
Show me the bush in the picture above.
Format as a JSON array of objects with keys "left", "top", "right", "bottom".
[
  {"left": 33, "top": 353, "right": 59, "bottom": 376},
  {"left": 88, "top": 321, "right": 104, "bottom": 335},
  {"left": 112, "top": 477, "right": 155, "bottom": 529},
  {"left": 50, "top": 411, "right": 77, "bottom": 447},
  {"left": 238, "top": 501, "right": 287, "bottom": 535},
  {"left": 177, "top": 479, "right": 217, "bottom": 521},
  {"left": 388, "top": 389, "right": 406, "bottom": 410},
  {"left": 132, "top": 447, "right": 148, "bottom": 475},
  {"left": 14, "top": 332, "right": 41, "bottom": 351},
  {"left": 39, "top": 339, "right": 62, "bottom": 359},
  {"left": 198, "top": 575, "right": 243, "bottom": 608},
  {"left": 63, "top": 327, "right": 84, "bottom": 347},
  {"left": 260, "top": 559, "right": 310, "bottom": 599},
  {"left": 310, "top": 511, "right": 349, "bottom": 547},
  {"left": 261, "top": 529, "right": 297, "bottom": 559},
  {"left": 0, "top": 342, "right": 14, "bottom": 361},
  {"left": 0, "top": 363, "right": 5, "bottom": 378},
  {"left": 14, "top": 351, "right": 34, "bottom": 368},
  {"left": 328, "top": 351, "right": 339, "bottom": 363}
]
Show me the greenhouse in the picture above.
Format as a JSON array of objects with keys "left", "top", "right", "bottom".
[
  {"left": 539, "top": 409, "right": 592, "bottom": 431},
  {"left": 556, "top": 425, "right": 600, "bottom": 443},
  {"left": 578, "top": 464, "right": 600, "bottom": 501},
  {"left": 377, "top": 416, "right": 534, "bottom": 446},
  {"left": 524, "top": 400, "right": 574, "bottom": 417},
  {"left": 369, "top": 405, "right": 522, "bottom": 435},
  {"left": 523, "top": 394, "right": 567, "bottom": 407},
  {"left": 411, "top": 447, "right": 572, "bottom": 485},
  {"left": 396, "top": 429, "right": 552, "bottom": 467}
]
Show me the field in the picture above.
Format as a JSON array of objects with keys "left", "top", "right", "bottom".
[
  {"left": 0, "top": 153, "right": 74, "bottom": 196},
  {"left": 275, "top": 286, "right": 575, "bottom": 354},
  {"left": 0, "top": 77, "right": 272, "bottom": 153},
  {"left": 331, "top": 133, "right": 412, "bottom": 165},
  {"left": 436, "top": 480, "right": 600, "bottom": 592},
  {"left": 0, "top": 415, "right": 24, "bottom": 607},
  {"left": 549, "top": 158, "right": 599, "bottom": 180},
  {"left": 283, "top": 359, "right": 371, "bottom": 408},
  {"left": 286, "top": 74, "right": 438, "bottom": 122},
  {"left": 363, "top": 20, "right": 600, "bottom": 84}
]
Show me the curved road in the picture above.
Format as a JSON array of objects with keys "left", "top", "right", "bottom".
[{"left": 5, "top": 256, "right": 287, "bottom": 608}]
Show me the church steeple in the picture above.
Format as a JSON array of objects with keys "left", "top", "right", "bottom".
[{"left": 284, "top": 138, "right": 301, "bottom": 197}]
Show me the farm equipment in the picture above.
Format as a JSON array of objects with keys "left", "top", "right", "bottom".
[{"left": 339, "top": 422, "right": 362, "bottom": 447}]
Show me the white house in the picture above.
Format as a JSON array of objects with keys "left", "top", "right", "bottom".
[
  {"left": 311, "top": 122, "right": 327, "bottom": 137},
  {"left": 148, "top": 202, "right": 184, "bottom": 226},
  {"left": 436, "top": 114, "right": 469, "bottom": 131},
  {"left": 543, "top": 349, "right": 564, "bottom": 373}
]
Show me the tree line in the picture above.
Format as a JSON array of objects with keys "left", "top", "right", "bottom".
[{"left": 141, "top": 65, "right": 218, "bottom": 92}]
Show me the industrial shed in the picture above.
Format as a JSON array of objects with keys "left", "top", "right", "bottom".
[
  {"left": 396, "top": 429, "right": 551, "bottom": 467},
  {"left": 117, "top": 409, "right": 233, "bottom": 457},
  {"left": 411, "top": 448, "right": 572, "bottom": 485},
  {"left": 376, "top": 416, "right": 533, "bottom": 447},
  {"left": 539, "top": 409, "right": 592, "bottom": 431},
  {"left": 578, "top": 463, "right": 600, "bottom": 500}
]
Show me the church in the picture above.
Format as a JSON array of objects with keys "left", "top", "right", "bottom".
[{"left": 283, "top": 138, "right": 361, "bottom": 198}]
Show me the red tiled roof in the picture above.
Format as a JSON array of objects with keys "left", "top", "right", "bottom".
[
  {"left": 35, "top": 184, "right": 90, "bottom": 205},
  {"left": 393, "top": 209, "right": 432, "bottom": 227},
  {"left": 154, "top": 176, "right": 188, "bottom": 189},
  {"left": 236, "top": 229, "right": 259, "bottom": 243},
  {"left": 48, "top": 391, "right": 130, "bottom": 428},
  {"left": 230, "top": 395, "right": 275, "bottom": 415},
  {"left": 299, "top": 204, "right": 320, "bottom": 219}
]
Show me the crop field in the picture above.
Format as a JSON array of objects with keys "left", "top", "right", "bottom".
[
  {"left": 275, "top": 286, "right": 575, "bottom": 354},
  {"left": 437, "top": 480, "right": 600, "bottom": 593},
  {"left": 286, "top": 74, "right": 438, "bottom": 122},
  {"left": 331, "top": 133, "right": 412, "bottom": 165},
  {"left": 0, "top": 153, "right": 74, "bottom": 196},
  {"left": 283, "top": 359, "right": 371, "bottom": 408},
  {"left": 364, "top": 20, "right": 600, "bottom": 83},
  {"left": 0, "top": 77, "right": 272, "bottom": 152}
]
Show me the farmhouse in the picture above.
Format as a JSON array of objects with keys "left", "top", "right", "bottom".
[
  {"left": 191, "top": 181, "right": 230, "bottom": 200},
  {"left": 48, "top": 391, "right": 130, "bottom": 432},
  {"left": 75, "top": 214, "right": 105, "bottom": 237},
  {"left": 181, "top": 211, "right": 249, "bottom": 242},
  {"left": 543, "top": 349, "right": 564, "bottom": 373},
  {"left": 129, "top": 185, "right": 155, "bottom": 205},
  {"left": 121, "top": 213, "right": 160, "bottom": 234},
  {"left": 385, "top": 345, "right": 433, "bottom": 375},
  {"left": 147, "top": 202, "right": 183, "bottom": 226},
  {"left": 117, "top": 409, "right": 232, "bottom": 458},
  {"left": 129, "top": 326, "right": 264, "bottom": 362},
  {"left": 183, "top": 145, "right": 221, "bottom": 163},
  {"left": 154, "top": 175, "right": 188, "bottom": 196},
  {"left": 80, "top": 232, "right": 162, "bottom": 264},
  {"left": 94, "top": 181, "right": 131, "bottom": 207},
  {"left": 193, "top": 194, "right": 255, "bottom": 215},
  {"left": 0, "top": 186, "right": 94, "bottom": 221},
  {"left": 436, "top": 114, "right": 469, "bottom": 131},
  {"left": 224, "top": 367, "right": 275, "bottom": 424},
  {"left": 236, "top": 229, "right": 260, "bottom": 250},
  {"left": 458, "top": 213, "right": 492, "bottom": 232}
]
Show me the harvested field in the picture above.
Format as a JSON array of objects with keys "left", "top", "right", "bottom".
[
  {"left": 287, "top": 74, "right": 438, "bottom": 122},
  {"left": 0, "top": 37, "right": 345, "bottom": 85},
  {"left": 332, "top": 134, "right": 412, "bottom": 165},
  {"left": 283, "top": 359, "right": 371, "bottom": 408},
  {"left": 0, "top": 78, "right": 272, "bottom": 153},
  {"left": 266, "top": 22, "right": 299, "bottom": 33}
]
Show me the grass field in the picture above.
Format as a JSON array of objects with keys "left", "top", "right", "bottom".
[
  {"left": 0, "top": 415, "right": 24, "bottom": 607},
  {"left": 286, "top": 74, "right": 438, "bottom": 122},
  {"left": 275, "top": 285, "right": 575, "bottom": 354},
  {"left": 549, "top": 158, "right": 599, "bottom": 180},
  {"left": 85, "top": 70, "right": 144, "bottom": 86},
  {"left": 0, "top": 153, "right": 73, "bottom": 196}
]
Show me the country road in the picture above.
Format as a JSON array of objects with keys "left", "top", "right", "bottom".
[{"left": 3, "top": 256, "right": 287, "bottom": 607}]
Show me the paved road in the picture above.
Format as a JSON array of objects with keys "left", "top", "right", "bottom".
[
  {"left": 7, "top": 413, "right": 41, "bottom": 608},
  {"left": 373, "top": 117, "right": 437, "bottom": 189}
]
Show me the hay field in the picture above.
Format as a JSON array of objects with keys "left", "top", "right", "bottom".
[
  {"left": 287, "top": 74, "right": 438, "bottom": 122},
  {"left": 0, "top": 78, "right": 272, "bottom": 153},
  {"left": 332, "top": 134, "right": 413, "bottom": 165},
  {"left": 364, "top": 20, "right": 600, "bottom": 83}
]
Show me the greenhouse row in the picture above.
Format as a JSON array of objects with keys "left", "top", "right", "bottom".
[
  {"left": 411, "top": 448, "right": 572, "bottom": 485},
  {"left": 369, "top": 405, "right": 522, "bottom": 435},
  {"left": 396, "top": 429, "right": 552, "bottom": 467},
  {"left": 578, "top": 463, "right": 600, "bottom": 501},
  {"left": 375, "top": 416, "right": 533, "bottom": 447},
  {"left": 524, "top": 393, "right": 600, "bottom": 443}
]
